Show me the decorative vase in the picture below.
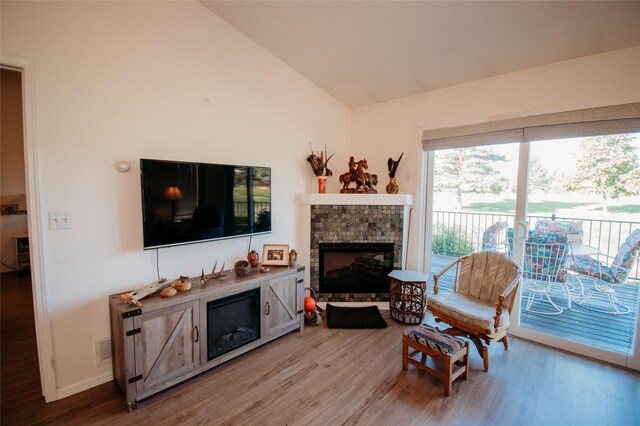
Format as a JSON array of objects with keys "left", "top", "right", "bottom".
[
  {"left": 289, "top": 249, "right": 298, "bottom": 268},
  {"left": 247, "top": 250, "right": 259, "bottom": 268},
  {"left": 317, "top": 176, "right": 327, "bottom": 194},
  {"left": 386, "top": 177, "right": 399, "bottom": 194}
]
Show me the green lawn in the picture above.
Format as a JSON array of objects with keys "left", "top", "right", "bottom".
[
  {"left": 600, "top": 205, "right": 640, "bottom": 214},
  {"left": 467, "top": 198, "right": 640, "bottom": 215},
  {"left": 437, "top": 191, "right": 640, "bottom": 218},
  {"left": 463, "top": 198, "right": 640, "bottom": 214}
]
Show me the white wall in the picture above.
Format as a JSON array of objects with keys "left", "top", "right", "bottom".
[
  {"left": 352, "top": 45, "right": 640, "bottom": 270},
  {"left": 1, "top": 1, "right": 350, "bottom": 396}
]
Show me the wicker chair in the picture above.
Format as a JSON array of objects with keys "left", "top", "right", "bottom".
[{"left": 427, "top": 251, "right": 521, "bottom": 371}]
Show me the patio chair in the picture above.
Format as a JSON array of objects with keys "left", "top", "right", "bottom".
[
  {"left": 533, "top": 219, "right": 583, "bottom": 244},
  {"left": 527, "top": 223, "right": 587, "bottom": 299},
  {"left": 427, "top": 251, "right": 521, "bottom": 371},
  {"left": 534, "top": 218, "right": 584, "bottom": 277},
  {"left": 481, "top": 221, "right": 509, "bottom": 252},
  {"left": 506, "top": 226, "right": 534, "bottom": 258},
  {"left": 523, "top": 241, "right": 570, "bottom": 315},
  {"left": 573, "top": 229, "right": 640, "bottom": 315}
]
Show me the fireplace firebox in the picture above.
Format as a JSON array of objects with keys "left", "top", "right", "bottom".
[
  {"left": 207, "top": 288, "right": 260, "bottom": 361},
  {"left": 319, "top": 242, "right": 394, "bottom": 294}
]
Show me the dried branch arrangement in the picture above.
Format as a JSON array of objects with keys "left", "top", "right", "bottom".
[
  {"left": 306, "top": 143, "right": 336, "bottom": 177},
  {"left": 387, "top": 152, "right": 403, "bottom": 178}
]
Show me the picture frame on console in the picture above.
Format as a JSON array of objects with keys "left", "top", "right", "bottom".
[{"left": 262, "top": 244, "right": 290, "bottom": 266}]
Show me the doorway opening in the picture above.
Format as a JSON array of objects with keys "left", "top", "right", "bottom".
[
  {"left": 1, "top": 55, "right": 56, "bottom": 404},
  {"left": 0, "top": 67, "right": 44, "bottom": 412}
]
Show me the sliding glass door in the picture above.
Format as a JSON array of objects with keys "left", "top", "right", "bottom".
[
  {"left": 515, "top": 133, "right": 640, "bottom": 362},
  {"left": 424, "top": 131, "right": 640, "bottom": 368}
]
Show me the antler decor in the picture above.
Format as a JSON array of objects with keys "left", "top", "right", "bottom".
[{"left": 200, "top": 261, "right": 232, "bottom": 285}]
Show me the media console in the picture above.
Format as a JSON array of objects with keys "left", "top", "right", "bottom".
[{"left": 109, "top": 266, "right": 304, "bottom": 410}]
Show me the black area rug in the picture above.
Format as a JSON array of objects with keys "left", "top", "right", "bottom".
[{"left": 326, "top": 304, "right": 388, "bottom": 329}]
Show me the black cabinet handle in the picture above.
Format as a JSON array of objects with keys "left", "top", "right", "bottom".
[
  {"left": 265, "top": 301, "right": 270, "bottom": 315},
  {"left": 195, "top": 325, "right": 199, "bottom": 342}
]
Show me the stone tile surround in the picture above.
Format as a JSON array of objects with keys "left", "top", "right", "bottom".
[
  {"left": 299, "top": 193, "right": 414, "bottom": 302},
  {"left": 311, "top": 204, "right": 404, "bottom": 302}
]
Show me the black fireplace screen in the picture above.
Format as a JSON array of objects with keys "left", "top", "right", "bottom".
[
  {"left": 319, "top": 242, "right": 394, "bottom": 293},
  {"left": 207, "top": 288, "right": 260, "bottom": 361}
]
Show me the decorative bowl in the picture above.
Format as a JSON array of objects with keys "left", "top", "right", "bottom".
[{"left": 234, "top": 260, "right": 251, "bottom": 276}]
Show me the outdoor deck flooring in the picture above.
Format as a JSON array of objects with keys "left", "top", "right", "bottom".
[{"left": 429, "top": 254, "right": 639, "bottom": 355}]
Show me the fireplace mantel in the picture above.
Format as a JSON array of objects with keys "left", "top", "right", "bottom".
[
  {"left": 298, "top": 193, "right": 413, "bottom": 301},
  {"left": 298, "top": 193, "right": 413, "bottom": 206}
]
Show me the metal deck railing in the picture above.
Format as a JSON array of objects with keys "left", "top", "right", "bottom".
[{"left": 433, "top": 211, "right": 640, "bottom": 279}]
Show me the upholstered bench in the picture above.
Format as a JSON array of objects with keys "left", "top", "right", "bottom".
[{"left": 402, "top": 324, "right": 469, "bottom": 396}]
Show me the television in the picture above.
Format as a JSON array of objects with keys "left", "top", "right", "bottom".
[{"left": 140, "top": 158, "right": 271, "bottom": 249}]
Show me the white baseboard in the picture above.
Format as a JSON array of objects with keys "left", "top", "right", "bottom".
[
  {"left": 56, "top": 371, "right": 113, "bottom": 400},
  {"left": 317, "top": 301, "right": 389, "bottom": 310}
]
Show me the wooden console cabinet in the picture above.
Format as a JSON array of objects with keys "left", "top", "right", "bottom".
[{"left": 109, "top": 266, "right": 304, "bottom": 410}]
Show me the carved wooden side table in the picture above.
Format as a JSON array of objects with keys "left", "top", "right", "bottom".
[{"left": 388, "top": 270, "right": 429, "bottom": 324}]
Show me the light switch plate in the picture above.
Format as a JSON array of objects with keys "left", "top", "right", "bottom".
[{"left": 49, "top": 211, "right": 73, "bottom": 230}]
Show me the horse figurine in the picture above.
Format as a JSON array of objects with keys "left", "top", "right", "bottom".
[
  {"left": 339, "top": 156, "right": 357, "bottom": 189},
  {"left": 339, "top": 172, "right": 355, "bottom": 189},
  {"left": 339, "top": 158, "right": 377, "bottom": 193},
  {"left": 354, "top": 159, "right": 369, "bottom": 190}
]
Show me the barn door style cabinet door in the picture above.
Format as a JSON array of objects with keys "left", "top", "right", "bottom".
[
  {"left": 110, "top": 266, "right": 304, "bottom": 411},
  {"left": 263, "top": 271, "right": 304, "bottom": 336},
  {"left": 133, "top": 300, "right": 200, "bottom": 397}
]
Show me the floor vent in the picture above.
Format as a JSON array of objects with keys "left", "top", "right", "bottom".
[{"left": 95, "top": 337, "right": 112, "bottom": 366}]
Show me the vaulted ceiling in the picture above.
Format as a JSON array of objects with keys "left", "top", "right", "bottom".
[{"left": 201, "top": 1, "right": 640, "bottom": 108}]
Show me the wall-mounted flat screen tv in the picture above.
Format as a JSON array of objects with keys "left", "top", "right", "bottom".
[{"left": 140, "top": 158, "right": 271, "bottom": 249}]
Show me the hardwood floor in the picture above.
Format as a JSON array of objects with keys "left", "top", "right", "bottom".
[{"left": 2, "top": 271, "right": 639, "bottom": 425}]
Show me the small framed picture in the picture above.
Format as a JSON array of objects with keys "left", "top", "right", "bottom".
[{"left": 262, "top": 244, "right": 290, "bottom": 266}]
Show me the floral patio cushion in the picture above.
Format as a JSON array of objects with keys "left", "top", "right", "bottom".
[
  {"left": 573, "top": 229, "right": 640, "bottom": 284},
  {"left": 625, "top": 229, "right": 640, "bottom": 248},
  {"left": 534, "top": 219, "right": 583, "bottom": 244},
  {"left": 506, "top": 227, "right": 535, "bottom": 258},
  {"left": 572, "top": 255, "right": 618, "bottom": 283},
  {"left": 530, "top": 228, "right": 568, "bottom": 244},
  {"left": 612, "top": 228, "right": 640, "bottom": 272},
  {"left": 524, "top": 239, "right": 569, "bottom": 283},
  {"left": 482, "top": 221, "right": 509, "bottom": 250}
]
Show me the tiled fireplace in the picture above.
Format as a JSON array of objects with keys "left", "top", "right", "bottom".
[{"left": 299, "top": 194, "right": 413, "bottom": 302}]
